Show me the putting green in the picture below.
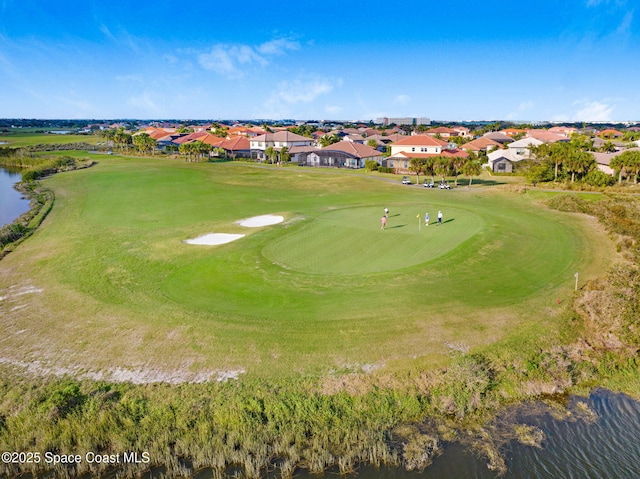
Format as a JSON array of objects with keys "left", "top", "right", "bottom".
[{"left": 262, "top": 206, "right": 482, "bottom": 274}]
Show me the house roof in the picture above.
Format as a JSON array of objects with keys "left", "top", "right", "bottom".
[
  {"left": 526, "top": 130, "right": 568, "bottom": 143},
  {"left": 390, "top": 149, "right": 468, "bottom": 159},
  {"left": 592, "top": 147, "right": 640, "bottom": 166},
  {"left": 251, "top": 131, "right": 312, "bottom": 143},
  {"left": 289, "top": 145, "right": 319, "bottom": 154},
  {"left": 598, "top": 128, "right": 624, "bottom": 137},
  {"left": 461, "top": 137, "right": 502, "bottom": 151},
  {"left": 425, "top": 127, "right": 459, "bottom": 135},
  {"left": 508, "top": 137, "right": 544, "bottom": 148},
  {"left": 391, "top": 135, "right": 447, "bottom": 147},
  {"left": 499, "top": 128, "right": 526, "bottom": 136},
  {"left": 321, "top": 141, "right": 383, "bottom": 158},
  {"left": 483, "top": 132, "right": 514, "bottom": 143},
  {"left": 220, "top": 136, "right": 249, "bottom": 150}
]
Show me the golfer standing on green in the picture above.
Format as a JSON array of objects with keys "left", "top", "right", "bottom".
[{"left": 437, "top": 210, "right": 443, "bottom": 225}]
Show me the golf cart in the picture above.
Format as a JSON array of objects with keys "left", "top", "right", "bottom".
[
  {"left": 422, "top": 179, "right": 435, "bottom": 188},
  {"left": 401, "top": 176, "right": 412, "bottom": 185},
  {"left": 438, "top": 181, "right": 451, "bottom": 189}
]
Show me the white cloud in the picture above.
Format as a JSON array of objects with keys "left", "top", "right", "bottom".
[
  {"left": 394, "top": 94, "right": 410, "bottom": 105},
  {"left": 99, "top": 24, "right": 141, "bottom": 53},
  {"left": 198, "top": 38, "right": 299, "bottom": 78},
  {"left": 261, "top": 77, "right": 341, "bottom": 118},
  {"left": 505, "top": 100, "right": 535, "bottom": 120},
  {"left": 572, "top": 99, "right": 615, "bottom": 121},
  {"left": 115, "top": 74, "right": 143, "bottom": 83},
  {"left": 616, "top": 11, "right": 634, "bottom": 34},
  {"left": 128, "top": 91, "right": 162, "bottom": 115},
  {"left": 256, "top": 39, "right": 299, "bottom": 56},
  {"left": 163, "top": 54, "right": 178, "bottom": 65},
  {"left": 518, "top": 101, "right": 534, "bottom": 111}
]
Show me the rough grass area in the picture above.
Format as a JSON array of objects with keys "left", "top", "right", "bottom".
[{"left": 0, "top": 156, "right": 614, "bottom": 379}]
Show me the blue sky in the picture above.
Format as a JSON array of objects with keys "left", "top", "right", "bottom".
[{"left": 0, "top": 0, "right": 637, "bottom": 121}]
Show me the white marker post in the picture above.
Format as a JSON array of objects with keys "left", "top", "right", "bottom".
[{"left": 574, "top": 272, "right": 579, "bottom": 291}]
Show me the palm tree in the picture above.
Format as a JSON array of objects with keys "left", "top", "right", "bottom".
[
  {"left": 423, "top": 156, "right": 436, "bottom": 183},
  {"left": 451, "top": 155, "right": 467, "bottom": 187},
  {"left": 434, "top": 156, "right": 451, "bottom": 182},
  {"left": 612, "top": 150, "right": 640, "bottom": 184},
  {"left": 264, "top": 146, "right": 276, "bottom": 164},
  {"left": 408, "top": 157, "right": 426, "bottom": 183},
  {"left": 279, "top": 146, "right": 290, "bottom": 166},
  {"left": 462, "top": 153, "right": 482, "bottom": 187},
  {"left": 564, "top": 150, "right": 595, "bottom": 182}
]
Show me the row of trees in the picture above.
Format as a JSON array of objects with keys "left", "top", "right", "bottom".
[
  {"left": 264, "top": 146, "right": 290, "bottom": 165},
  {"left": 526, "top": 141, "right": 640, "bottom": 186},
  {"left": 406, "top": 154, "right": 483, "bottom": 186}
]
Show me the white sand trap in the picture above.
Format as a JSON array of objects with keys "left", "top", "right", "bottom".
[
  {"left": 184, "top": 233, "right": 245, "bottom": 245},
  {"left": 238, "top": 214, "right": 284, "bottom": 228}
]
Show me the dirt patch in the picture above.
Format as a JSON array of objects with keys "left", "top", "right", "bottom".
[{"left": 0, "top": 356, "right": 245, "bottom": 384}]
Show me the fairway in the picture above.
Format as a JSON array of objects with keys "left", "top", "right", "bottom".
[{"left": 0, "top": 156, "right": 614, "bottom": 379}]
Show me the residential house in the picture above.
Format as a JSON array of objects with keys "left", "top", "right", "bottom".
[
  {"left": 486, "top": 153, "right": 514, "bottom": 173},
  {"left": 500, "top": 128, "right": 526, "bottom": 137},
  {"left": 598, "top": 128, "right": 624, "bottom": 138},
  {"left": 591, "top": 148, "right": 640, "bottom": 176},
  {"left": 382, "top": 149, "right": 468, "bottom": 175},
  {"left": 218, "top": 136, "right": 251, "bottom": 158},
  {"left": 424, "top": 127, "right": 459, "bottom": 138},
  {"left": 384, "top": 135, "right": 467, "bottom": 174},
  {"left": 250, "top": 131, "right": 315, "bottom": 160},
  {"left": 297, "top": 141, "right": 383, "bottom": 169},
  {"left": 452, "top": 126, "right": 472, "bottom": 138},
  {"left": 461, "top": 137, "right": 502, "bottom": 153},
  {"left": 526, "top": 129, "right": 569, "bottom": 143},
  {"left": 548, "top": 126, "right": 578, "bottom": 137},
  {"left": 389, "top": 134, "right": 448, "bottom": 156},
  {"left": 483, "top": 132, "right": 514, "bottom": 145},
  {"left": 485, "top": 137, "right": 544, "bottom": 172}
]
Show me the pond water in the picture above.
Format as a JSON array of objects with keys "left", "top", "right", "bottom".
[
  {"left": 308, "top": 389, "right": 640, "bottom": 479},
  {"left": 193, "top": 389, "right": 640, "bottom": 479},
  {"left": 0, "top": 166, "right": 30, "bottom": 226}
]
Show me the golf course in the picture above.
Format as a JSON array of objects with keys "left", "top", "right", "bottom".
[{"left": 0, "top": 154, "right": 614, "bottom": 381}]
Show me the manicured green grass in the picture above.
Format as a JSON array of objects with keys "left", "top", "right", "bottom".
[{"left": 0, "top": 155, "right": 614, "bottom": 378}]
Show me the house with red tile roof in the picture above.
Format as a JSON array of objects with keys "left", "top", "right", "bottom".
[
  {"left": 218, "top": 136, "right": 251, "bottom": 158},
  {"left": 461, "top": 137, "right": 501, "bottom": 153},
  {"left": 548, "top": 126, "right": 578, "bottom": 137},
  {"left": 598, "top": 128, "right": 624, "bottom": 138},
  {"left": 390, "top": 135, "right": 448, "bottom": 156},
  {"left": 382, "top": 150, "right": 468, "bottom": 174},
  {"left": 452, "top": 126, "right": 472, "bottom": 138},
  {"left": 499, "top": 128, "right": 526, "bottom": 137},
  {"left": 526, "top": 129, "right": 569, "bottom": 143},
  {"left": 384, "top": 135, "right": 467, "bottom": 174},
  {"left": 424, "top": 127, "right": 460, "bottom": 138},
  {"left": 297, "top": 141, "right": 383, "bottom": 169}
]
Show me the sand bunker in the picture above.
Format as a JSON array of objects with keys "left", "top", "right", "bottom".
[
  {"left": 184, "top": 233, "right": 245, "bottom": 245},
  {"left": 238, "top": 214, "right": 284, "bottom": 228}
]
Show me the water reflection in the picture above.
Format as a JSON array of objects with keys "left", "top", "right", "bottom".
[
  {"left": 288, "top": 390, "right": 640, "bottom": 479},
  {"left": 0, "top": 166, "right": 30, "bottom": 226}
]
